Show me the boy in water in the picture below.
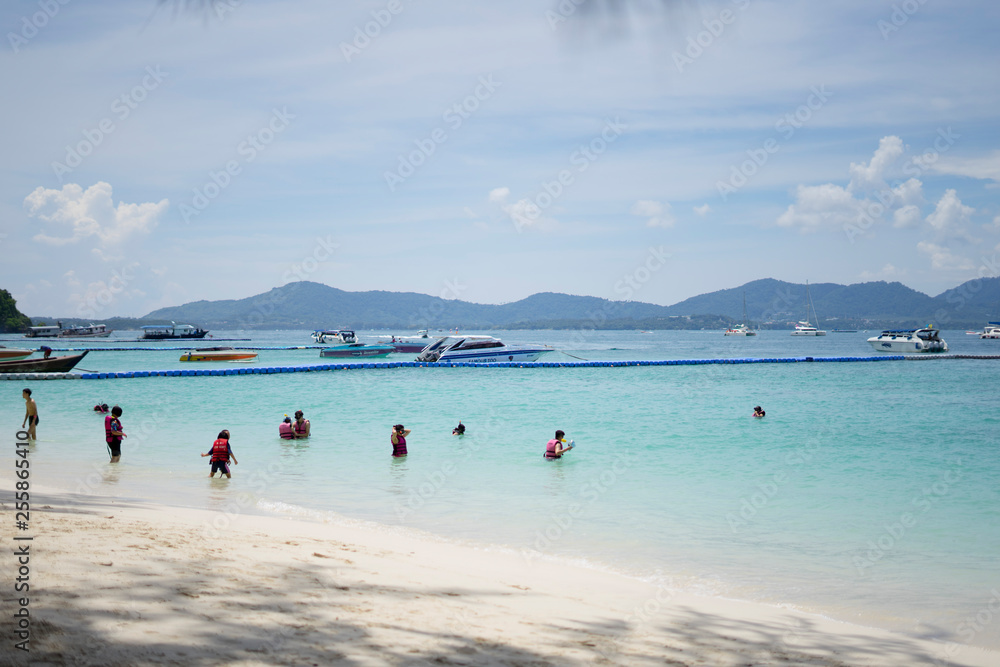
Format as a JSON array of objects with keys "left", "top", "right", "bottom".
[
  {"left": 202, "top": 430, "right": 238, "bottom": 478},
  {"left": 22, "top": 388, "right": 38, "bottom": 440}
]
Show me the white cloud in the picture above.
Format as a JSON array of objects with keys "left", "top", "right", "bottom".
[
  {"left": 693, "top": 204, "right": 711, "bottom": 216},
  {"left": 848, "top": 135, "right": 904, "bottom": 192},
  {"left": 24, "top": 182, "right": 168, "bottom": 246},
  {"left": 488, "top": 187, "right": 510, "bottom": 203},
  {"left": 893, "top": 205, "right": 922, "bottom": 229},
  {"left": 64, "top": 270, "right": 80, "bottom": 287},
  {"left": 777, "top": 183, "right": 862, "bottom": 230},
  {"left": 860, "top": 263, "right": 904, "bottom": 281},
  {"left": 925, "top": 189, "right": 974, "bottom": 232},
  {"left": 916, "top": 241, "right": 975, "bottom": 271},
  {"left": 931, "top": 150, "right": 1000, "bottom": 184},
  {"left": 631, "top": 199, "right": 674, "bottom": 228}
]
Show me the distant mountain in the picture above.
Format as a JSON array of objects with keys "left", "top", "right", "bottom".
[{"left": 129, "top": 276, "right": 1000, "bottom": 330}]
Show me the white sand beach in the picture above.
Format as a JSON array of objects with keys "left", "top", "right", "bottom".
[{"left": 3, "top": 482, "right": 996, "bottom": 667}]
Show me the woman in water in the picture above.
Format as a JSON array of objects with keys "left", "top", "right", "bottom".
[
  {"left": 753, "top": 406, "right": 766, "bottom": 418},
  {"left": 391, "top": 424, "right": 410, "bottom": 457}
]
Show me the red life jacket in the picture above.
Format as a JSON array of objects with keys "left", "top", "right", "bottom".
[
  {"left": 294, "top": 419, "right": 308, "bottom": 435},
  {"left": 545, "top": 438, "right": 561, "bottom": 459},
  {"left": 211, "top": 438, "right": 230, "bottom": 463}
]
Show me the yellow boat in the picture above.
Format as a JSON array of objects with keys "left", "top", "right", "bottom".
[{"left": 179, "top": 347, "right": 258, "bottom": 362}]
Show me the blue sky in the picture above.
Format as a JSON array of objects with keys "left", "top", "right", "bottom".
[{"left": 2, "top": 0, "right": 999, "bottom": 318}]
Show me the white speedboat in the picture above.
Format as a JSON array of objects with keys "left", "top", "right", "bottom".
[
  {"left": 980, "top": 322, "right": 1000, "bottom": 339},
  {"left": 312, "top": 329, "right": 358, "bottom": 344},
  {"left": 415, "top": 335, "right": 552, "bottom": 363},
  {"left": 868, "top": 327, "right": 948, "bottom": 353}
]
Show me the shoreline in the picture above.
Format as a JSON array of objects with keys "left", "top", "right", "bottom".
[{"left": 3, "top": 481, "right": 996, "bottom": 666}]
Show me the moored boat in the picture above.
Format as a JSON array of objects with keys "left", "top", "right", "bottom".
[
  {"left": 311, "top": 329, "right": 358, "bottom": 345},
  {"left": 790, "top": 281, "right": 826, "bottom": 336},
  {"left": 867, "top": 327, "right": 948, "bottom": 353},
  {"left": 725, "top": 293, "right": 756, "bottom": 336},
  {"left": 25, "top": 324, "right": 62, "bottom": 338},
  {"left": 373, "top": 330, "right": 431, "bottom": 353},
  {"left": 141, "top": 323, "right": 210, "bottom": 339},
  {"left": 180, "top": 347, "right": 258, "bottom": 362},
  {"left": 979, "top": 323, "right": 1000, "bottom": 339},
  {"left": 0, "top": 346, "right": 33, "bottom": 360},
  {"left": 320, "top": 343, "right": 395, "bottom": 358},
  {"left": 415, "top": 335, "right": 552, "bottom": 363},
  {"left": 59, "top": 323, "right": 112, "bottom": 338},
  {"left": 0, "top": 351, "right": 89, "bottom": 373}
]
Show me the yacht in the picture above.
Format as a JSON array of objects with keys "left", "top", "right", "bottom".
[
  {"left": 415, "top": 335, "right": 552, "bottom": 363},
  {"left": 980, "top": 322, "right": 1000, "bottom": 339},
  {"left": 724, "top": 293, "right": 756, "bottom": 336},
  {"left": 373, "top": 330, "right": 431, "bottom": 353},
  {"left": 867, "top": 327, "right": 948, "bottom": 353},
  {"left": 791, "top": 281, "right": 826, "bottom": 336}
]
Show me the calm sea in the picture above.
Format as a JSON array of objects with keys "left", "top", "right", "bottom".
[{"left": 4, "top": 329, "right": 999, "bottom": 650}]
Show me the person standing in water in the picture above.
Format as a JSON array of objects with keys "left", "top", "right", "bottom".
[
  {"left": 544, "top": 430, "right": 574, "bottom": 460},
  {"left": 105, "top": 405, "right": 126, "bottom": 462},
  {"left": 22, "top": 388, "right": 38, "bottom": 440},
  {"left": 391, "top": 424, "right": 410, "bottom": 457},
  {"left": 293, "top": 410, "right": 310, "bottom": 438},
  {"left": 202, "top": 429, "right": 238, "bottom": 478}
]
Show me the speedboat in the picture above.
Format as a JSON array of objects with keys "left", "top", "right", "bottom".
[
  {"left": 791, "top": 321, "right": 827, "bottom": 336},
  {"left": 59, "top": 323, "right": 112, "bottom": 337},
  {"left": 0, "top": 346, "right": 33, "bottom": 360},
  {"left": 867, "top": 327, "right": 948, "bottom": 353},
  {"left": 980, "top": 323, "right": 1000, "bottom": 339},
  {"left": 415, "top": 335, "right": 552, "bottom": 363},
  {"left": 374, "top": 330, "right": 431, "bottom": 353},
  {"left": 320, "top": 343, "right": 395, "bottom": 358},
  {"left": 180, "top": 347, "right": 258, "bottom": 362},
  {"left": 0, "top": 351, "right": 88, "bottom": 373},
  {"left": 141, "top": 323, "right": 209, "bottom": 339},
  {"left": 311, "top": 329, "right": 358, "bottom": 344}
]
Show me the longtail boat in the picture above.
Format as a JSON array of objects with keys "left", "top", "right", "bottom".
[{"left": 0, "top": 351, "right": 89, "bottom": 373}]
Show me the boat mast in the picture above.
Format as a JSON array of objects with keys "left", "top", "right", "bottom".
[{"left": 806, "top": 280, "right": 822, "bottom": 329}]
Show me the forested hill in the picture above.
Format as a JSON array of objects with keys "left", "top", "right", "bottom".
[{"left": 136, "top": 278, "right": 1000, "bottom": 329}]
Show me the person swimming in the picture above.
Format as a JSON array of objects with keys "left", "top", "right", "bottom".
[
  {"left": 452, "top": 421, "right": 465, "bottom": 436},
  {"left": 93, "top": 402, "right": 109, "bottom": 413},
  {"left": 753, "top": 406, "right": 766, "bottom": 418}
]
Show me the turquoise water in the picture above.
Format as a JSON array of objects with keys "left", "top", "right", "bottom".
[{"left": 4, "top": 329, "right": 999, "bottom": 650}]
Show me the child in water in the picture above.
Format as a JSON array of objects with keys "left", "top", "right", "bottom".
[
  {"left": 753, "top": 406, "right": 766, "bottom": 418},
  {"left": 202, "top": 430, "right": 238, "bottom": 478}
]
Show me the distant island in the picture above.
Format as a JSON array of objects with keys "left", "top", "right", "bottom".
[{"left": 21, "top": 277, "right": 999, "bottom": 331}]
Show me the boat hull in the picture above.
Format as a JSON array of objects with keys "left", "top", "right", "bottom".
[
  {"left": 320, "top": 344, "right": 394, "bottom": 358},
  {"left": 0, "top": 348, "right": 33, "bottom": 360},
  {"left": 142, "top": 331, "right": 209, "bottom": 340},
  {"left": 437, "top": 348, "right": 552, "bottom": 363},
  {"left": 791, "top": 331, "right": 826, "bottom": 336},
  {"left": 180, "top": 352, "right": 258, "bottom": 361},
  {"left": 867, "top": 338, "right": 948, "bottom": 353},
  {"left": 0, "top": 351, "right": 88, "bottom": 373}
]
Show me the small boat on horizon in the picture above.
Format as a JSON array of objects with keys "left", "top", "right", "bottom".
[
  {"left": 59, "top": 323, "right": 112, "bottom": 338},
  {"left": 979, "top": 322, "right": 1000, "bottom": 339},
  {"left": 725, "top": 293, "right": 757, "bottom": 336},
  {"left": 0, "top": 350, "right": 89, "bottom": 373},
  {"left": 868, "top": 327, "right": 948, "bottom": 353},
  {"left": 180, "top": 347, "right": 258, "bottom": 362},
  {"left": 791, "top": 281, "right": 826, "bottom": 336}
]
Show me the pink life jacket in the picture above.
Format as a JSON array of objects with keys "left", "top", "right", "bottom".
[
  {"left": 294, "top": 419, "right": 309, "bottom": 435},
  {"left": 392, "top": 434, "right": 407, "bottom": 457},
  {"left": 279, "top": 422, "right": 294, "bottom": 439},
  {"left": 105, "top": 415, "right": 120, "bottom": 443},
  {"left": 545, "top": 438, "right": 561, "bottom": 459}
]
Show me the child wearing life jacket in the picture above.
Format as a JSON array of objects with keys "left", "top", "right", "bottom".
[
  {"left": 279, "top": 416, "right": 295, "bottom": 439},
  {"left": 201, "top": 430, "right": 238, "bottom": 478},
  {"left": 105, "top": 406, "right": 126, "bottom": 463}
]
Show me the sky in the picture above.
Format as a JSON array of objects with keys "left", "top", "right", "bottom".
[{"left": 2, "top": 0, "right": 1000, "bottom": 318}]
